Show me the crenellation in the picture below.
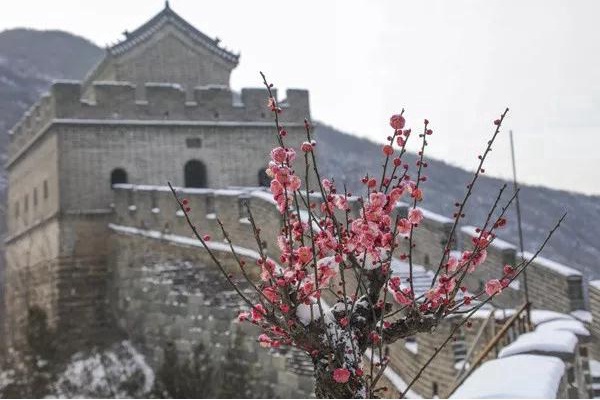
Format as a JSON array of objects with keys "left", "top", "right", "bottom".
[
  {"left": 92, "top": 81, "right": 137, "bottom": 116},
  {"left": 241, "top": 87, "right": 272, "bottom": 119},
  {"left": 145, "top": 82, "right": 187, "bottom": 118},
  {"left": 10, "top": 81, "right": 308, "bottom": 132},
  {"left": 8, "top": 93, "right": 54, "bottom": 154},
  {"left": 281, "top": 89, "right": 311, "bottom": 121},
  {"left": 524, "top": 251, "right": 586, "bottom": 313},
  {"left": 51, "top": 80, "right": 83, "bottom": 118}
]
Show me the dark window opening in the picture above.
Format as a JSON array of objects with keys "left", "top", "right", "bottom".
[
  {"left": 258, "top": 169, "right": 270, "bottom": 187},
  {"left": 184, "top": 160, "right": 207, "bottom": 188},
  {"left": 432, "top": 382, "right": 439, "bottom": 398},
  {"left": 111, "top": 168, "right": 128, "bottom": 186},
  {"left": 186, "top": 137, "right": 203, "bottom": 148},
  {"left": 24, "top": 195, "right": 29, "bottom": 213},
  {"left": 33, "top": 188, "right": 38, "bottom": 207},
  {"left": 424, "top": 254, "right": 431, "bottom": 267},
  {"left": 43, "top": 180, "right": 48, "bottom": 199}
]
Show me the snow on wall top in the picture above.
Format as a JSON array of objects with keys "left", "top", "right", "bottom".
[
  {"left": 536, "top": 319, "right": 590, "bottom": 337},
  {"left": 519, "top": 251, "right": 582, "bottom": 277},
  {"left": 589, "top": 280, "right": 600, "bottom": 291},
  {"left": 498, "top": 329, "right": 577, "bottom": 358},
  {"left": 109, "top": 223, "right": 264, "bottom": 261},
  {"left": 451, "top": 354, "right": 565, "bottom": 399}
]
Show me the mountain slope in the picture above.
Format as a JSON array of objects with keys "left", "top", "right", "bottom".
[
  {"left": 315, "top": 123, "right": 600, "bottom": 280},
  {"left": 0, "top": 29, "right": 104, "bottom": 156}
]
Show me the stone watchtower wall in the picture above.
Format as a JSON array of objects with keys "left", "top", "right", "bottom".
[
  {"left": 8, "top": 80, "right": 309, "bottom": 161},
  {"left": 3, "top": 78, "right": 310, "bottom": 358},
  {"left": 587, "top": 282, "right": 600, "bottom": 360}
]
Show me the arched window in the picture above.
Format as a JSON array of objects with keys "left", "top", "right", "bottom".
[
  {"left": 184, "top": 160, "right": 207, "bottom": 188},
  {"left": 258, "top": 168, "right": 270, "bottom": 187},
  {"left": 111, "top": 168, "right": 128, "bottom": 186}
]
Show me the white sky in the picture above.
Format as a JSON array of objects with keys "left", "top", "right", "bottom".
[{"left": 1, "top": 0, "right": 599, "bottom": 195}]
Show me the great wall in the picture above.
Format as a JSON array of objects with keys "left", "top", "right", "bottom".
[{"left": 2, "top": 3, "right": 599, "bottom": 398}]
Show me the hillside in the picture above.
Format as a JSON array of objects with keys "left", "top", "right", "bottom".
[
  {"left": 0, "top": 27, "right": 598, "bottom": 285},
  {"left": 0, "top": 29, "right": 104, "bottom": 157},
  {"left": 316, "top": 124, "right": 600, "bottom": 281}
]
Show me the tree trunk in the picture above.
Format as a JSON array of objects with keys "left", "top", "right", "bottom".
[{"left": 313, "top": 359, "right": 365, "bottom": 399}]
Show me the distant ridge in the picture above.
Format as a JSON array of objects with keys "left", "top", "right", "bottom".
[{"left": 315, "top": 123, "right": 600, "bottom": 282}]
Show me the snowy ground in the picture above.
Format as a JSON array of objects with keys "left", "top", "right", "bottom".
[
  {"left": 50, "top": 340, "right": 154, "bottom": 398},
  {"left": 0, "top": 340, "right": 155, "bottom": 398}
]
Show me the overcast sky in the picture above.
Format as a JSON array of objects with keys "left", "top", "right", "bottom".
[{"left": 1, "top": 0, "right": 599, "bottom": 195}]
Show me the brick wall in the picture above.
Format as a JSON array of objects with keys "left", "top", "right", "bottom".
[
  {"left": 588, "top": 281, "right": 600, "bottom": 360},
  {"left": 524, "top": 252, "right": 585, "bottom": 314},
  {"left": 108, "top": 229, "right": 314, "bottom": 398}
]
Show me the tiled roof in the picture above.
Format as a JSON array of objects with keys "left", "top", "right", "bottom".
[{"left": 109, "top": 2, "right": 239, "bottom": 65}]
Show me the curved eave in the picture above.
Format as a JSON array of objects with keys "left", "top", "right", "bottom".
[{"left": 108, "top": 7, "right": 239, "bottom": 67}]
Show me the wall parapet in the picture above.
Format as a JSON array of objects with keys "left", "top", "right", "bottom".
[
  {"left": 521, "top": 251, "right": 585, "bottom": 312},
  {"left": 8, "top": 80, "right": 310, "bottom": 160},
  {"left": 111, "top": 184, "right": 588, "bottom": 315}
]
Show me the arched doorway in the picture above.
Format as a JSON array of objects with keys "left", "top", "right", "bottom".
[
  {"left": 184, "top": 160, "right": 207, "bottom": 188},
  {"left": 258, "top": 168, "right": 270, "bottom": 187},
  {"left": 111, "top": 168, "right": 128, "bottom": 186}
]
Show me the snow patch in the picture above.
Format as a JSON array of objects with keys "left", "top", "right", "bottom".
[
  {"left": 250, "top": 189, "right": 278, "bottom": 205},
  {"left": 498, "top": 330, "right": 577, "bottom": 358},
  {"left": 519, "top": 251, "right": 581, "bottom": 277},
  {"left": 109, "top": 223, "right": 263, "bottom": 261},
  {"left": 451, "top": 354, "right": 564, "bottom": 399},
  {"left": 530, "top": 309, "right": 575, "bottom": 325},
  {"left": 536, "top": 319, "right": 590, "bottom": 337},
  {"left": 571, "top": 309, "right": 592, "bottom": 323},
  {"left": 51, "top": 340, "right": 154, "bottom": 398},
  {"left": 420, "top": 208, "right": 453, "bottom": 224},
  {"left": 590, "top": 360, "right": 600, "bottom": 377}
]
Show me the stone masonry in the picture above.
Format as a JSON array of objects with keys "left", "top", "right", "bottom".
[{"left": 1, "top": 2, "right": 598, "bottom": 398}]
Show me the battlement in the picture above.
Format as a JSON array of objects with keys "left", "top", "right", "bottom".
[
  {"left": 110, "top": 184, "right": 586, "bottom": 315},
  {"left": 8, "top": 80, "right": 310, "bottom": 159}
]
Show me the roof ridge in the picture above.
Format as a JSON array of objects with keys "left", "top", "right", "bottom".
[{"left": 109, "top": 5, "right": 239, "bottom": 65}]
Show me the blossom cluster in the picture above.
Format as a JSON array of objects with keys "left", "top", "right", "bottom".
[{"left": 226, "top": 93, "right": 514, "bottom": 395}]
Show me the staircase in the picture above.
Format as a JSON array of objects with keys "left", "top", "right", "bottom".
[{"left": 447, "top": 302, "right": 531, "bottom": 397}]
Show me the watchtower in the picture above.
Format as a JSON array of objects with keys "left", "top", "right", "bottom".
[{"left": 3, "top": 3, "right": 310, "bottom": 354}]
